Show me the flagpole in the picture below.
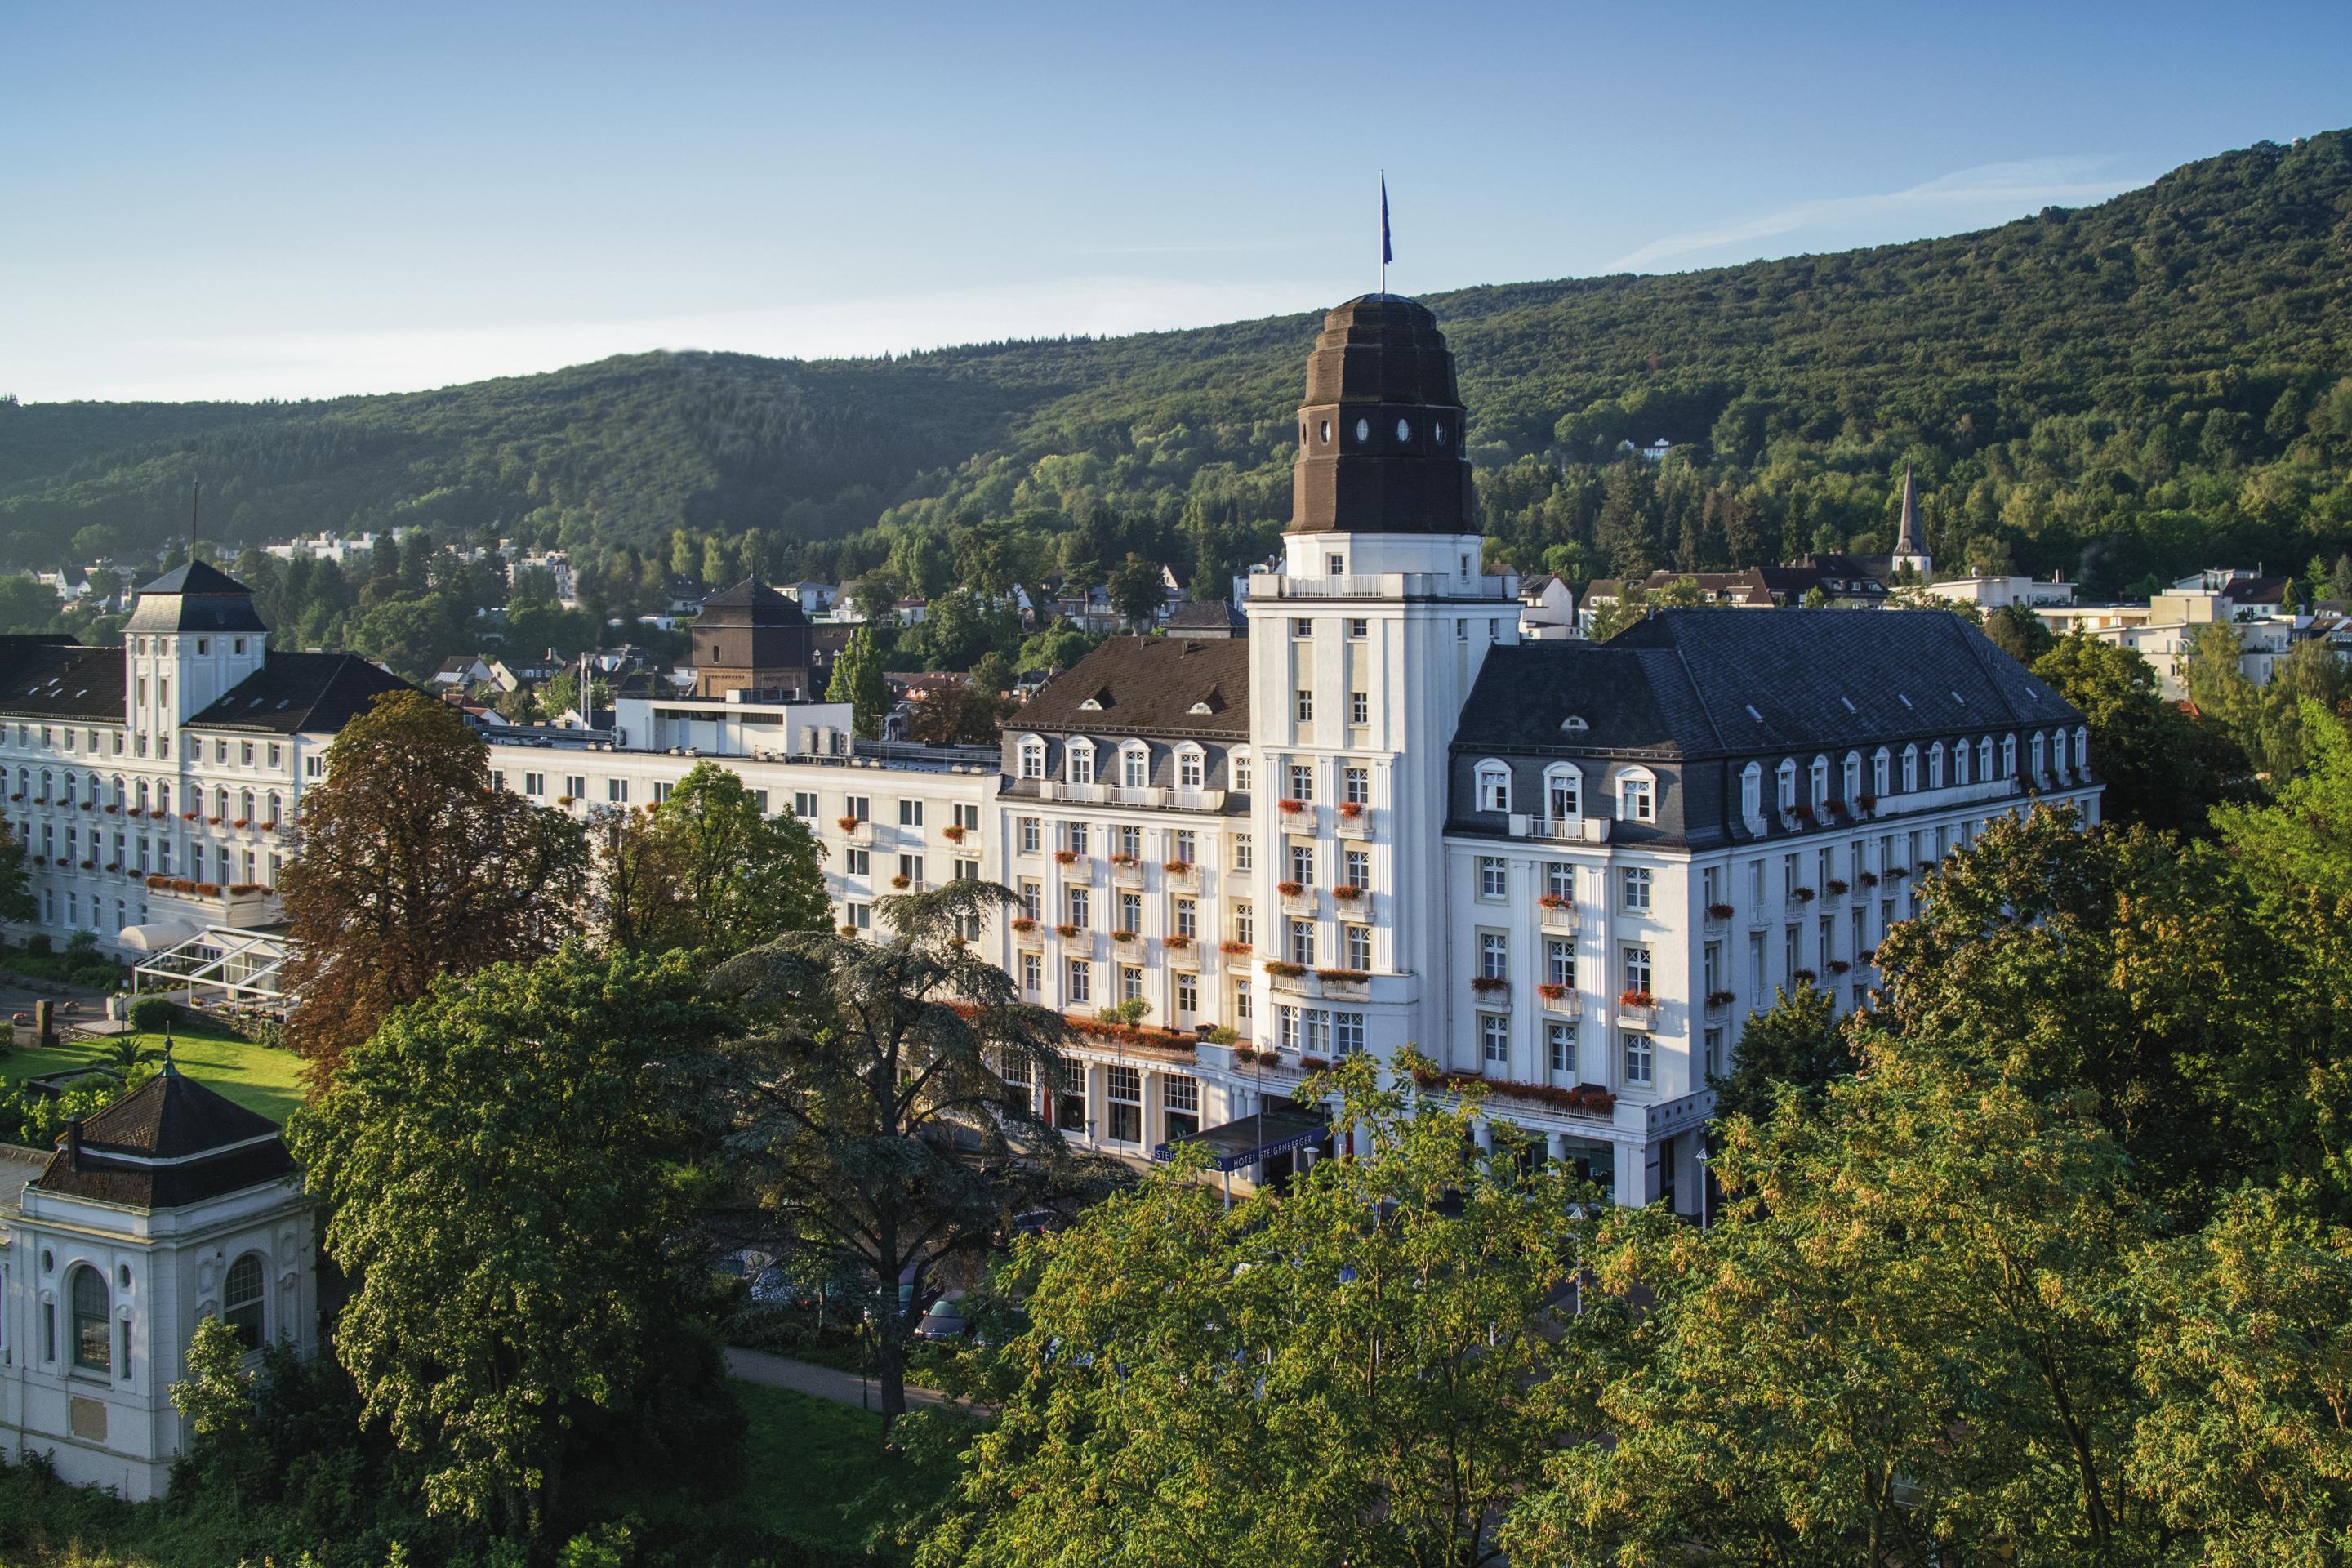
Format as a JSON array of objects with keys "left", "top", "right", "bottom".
[{"left": 1379, "top": 169, "right": 1386, "bottom": 296}]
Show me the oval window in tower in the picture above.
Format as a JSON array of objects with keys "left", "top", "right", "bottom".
[
  {"left": 1320, "top": 419, "right": 1331, "bottom": 444},
  {"left": 1354, "top": 417, "right": 1370, "bottom": 443},
  {"left": 1396, "top": 417, "right": 1411, "bottom": 442},
  {"left": 1435, "top": 421, "right": 1446, "bottom": 443}
]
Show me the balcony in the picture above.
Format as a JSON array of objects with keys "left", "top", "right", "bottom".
[
  {"left": 1468, "top": 976, "right": 1511, "bottom": 1006},
  {"left": 1538, "top": 984, "right": 1579, "bottom": 1018},
  {"left": 1279, "top": 884, "right": 1317, "bottom": 919},
  {"left": 1510, "top": 813, "right": 1606, "bottom": 844},
  {"left": 1334, "top": 805, "right": 1373, "bottom": 840},
  {"left": 143, "top": 876, "right": 278, "bottom": 932},
  {"left": 1615, "top": 992, "right": 1658, "bottom": 1031},
  {"left": 1219, "top": 942, "right": 1254, "bottom": 973},
  {"left": 1011, "top": 920, "right": 1045, "bottom": 949},
  {"left": 1109, "top": 858, "right": 1147, "bottom": 889},
  {"left": 1311, "top": 969, "right": 1370, "bottom": 1001},
  {"left": 1537, "top": 897, "right": 1579, "bottom": 933},
  {"left": 837, "top": 817, "right": 875, "bottom": 847},
  {"left": 1161, "top": 862, "right": 1200, "bottom": 893}
]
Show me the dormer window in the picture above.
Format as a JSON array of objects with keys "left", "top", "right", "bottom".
[
  {"left": 1741, "top": 762, "right": 1762, "bottom": 822},
  {"left": 1927, "top": 743, "right": 1945, "bottom": 791},
  {"left": 2002, "top": 734, "right": 2017, "bottom": 777},
  {"left": 1901, "top": 746, "right": 1919, "bottom": 794},
  {"left": 1775, "top": 760, "right": 1797, "bottom": 813},
  {"left": 1018, "top": 738, "right": 1045, "bottom": 781},
  {"left": 1842, "top": 751, "right": 1862, "bottom": 800},
  {"left": 1067, "top": 742, "right": 1095, "bottom": 786},
  {"left": 1953, "top": 739, "right": 1971, "bottom": 786},
  {"left": 196, "top": 639, "right": 209, "bottom": 655},
  {"left": 1809, "top": 756, "right": 1829, "bottom": 808},
  {"left": 1475, "top": 761, "right": 1512, "bottom": 813},
  {"left": 1618, "top": 769, "right": 1655, "bottom": 823},
  {"left": 1232, "top": 751, "right": 1254, "bottom": 794},
  {"left": 1120, "top": 745, "right": 1148, "bottom": 790},
  {"left": 1544, "top": 764, "right": 1580, "bottom": 822},
  {"left": 1979, "top": 735, "right": 1995, "bottom": 779},
  {"left": 2074, "top": 727, "right": 2088, "bottom": 771},
  {"left": 1561, "top": 715, "right": 1588, "bottom": 734},
  {"left": 2031, "top": 732, "right": 2047, "bottom": 780},
  {"left": 1176, "top": 747, "right": 1205, "bottom": 791}
]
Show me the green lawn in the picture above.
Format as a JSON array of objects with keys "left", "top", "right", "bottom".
[
  {"left": 0, "top": 1026, "right": 304, "bottom": 1125},
  {"left": 729, "top": 1381, "right": 969, "bottom": 1557}
]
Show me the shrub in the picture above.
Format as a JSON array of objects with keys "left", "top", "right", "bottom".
[{"left": 129, "top": 996, "right": 176, "bottom": 1033}]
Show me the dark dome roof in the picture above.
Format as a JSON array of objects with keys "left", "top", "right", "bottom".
[
  {"left": 694, "top": 577, "right": 810, "bottom": 629},
  {"left": 1289, "top": 295, "right": 1474, "bottom": 536},
  {"left": 126, "top": 559, "right": 268, "bottom": 634},
  {"left": 1303, "top": 295, "right": 1463, "bottom": 408}
]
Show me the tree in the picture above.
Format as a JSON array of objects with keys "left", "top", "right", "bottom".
[
  {"left": 1984, "top": 600, "right": 2057, "bottom": 665},
  {"left": 287, "top": 943, "right": 729, "bottom": 1535},
  {"left": 1706, "top": 978, "right": 1849, "bottom": 1125},
  {"left": 1105, "top": 552, "right": 1165, "bottom": 629},
  {"left": 279, "top": 690, "right": 590, "bottom": 1080},
  {"left": 2032, "top": 632, "right": 2238, "bottom": 833},
  {"left": 690, "top": 882, "right": 1119, "bottom": 1425},
  {"left": 902, "top": 679, "right": 1013, "bottom": 746},
  {"left": 1511, "top": 1041, "right": 2152, "bottom": 1565},
  {"left": 0, "top": 820, "right": 37, "bottom": 924},
  {"left": 594, "top": 760, "right": 830, "bottom": 964},
  {"left": 921, "top": 1054, "right": 1584, "bottom": 1567},
  {"left": 1015, "top": 617, "right": 1094, "bottom": 673},
  {"left": 826, "top": 625, "right": 892, "bottom": 739}
]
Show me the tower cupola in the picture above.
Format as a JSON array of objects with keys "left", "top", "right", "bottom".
[{"left": 1289, "top": 295, "right": 1474, "bottom": 536}]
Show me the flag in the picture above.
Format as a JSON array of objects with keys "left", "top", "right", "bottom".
[{"left": 1380, "top": 174, "right": 1393, "bottom": 267}]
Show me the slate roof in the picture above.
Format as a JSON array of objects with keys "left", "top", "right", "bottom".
[
  {"left": 1015, "top": 636, "right": 1252, "bottom": 740},
  {"left": 186, "top": 652, "right": 412, "bottom": 734},
  {"left": 35, "top": 1058, "right": 293, "bottom": 1209},
  {"left": 126, "top": 560, "right": 269, "bottom": 634},
  {"left": 1454, "top": 609, "right": 2081, "bottom": 761},
  {"left": 0, "top": 645, "right": 127, "bottom": 722},
  {"left": 2218, "top": 575, "right": 2290, "bottom": 608},
  {"left": 1163, "top": 600, "right": 1246, "bottom": 635},
  {"left": 696, "top": 577, "right": 811, "bottom": 626}
]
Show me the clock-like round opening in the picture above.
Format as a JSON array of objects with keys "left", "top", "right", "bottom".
[{"left": 1354, "top": 418, "right": 1370, "bottom": 443}]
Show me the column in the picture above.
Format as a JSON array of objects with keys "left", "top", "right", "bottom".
[{"left": 1612, "top": 1140, "right": 1646, "bottom": 1209}]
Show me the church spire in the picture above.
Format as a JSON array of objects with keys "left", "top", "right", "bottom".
[{"left": 1895, "top": 464, "right": 1925, "bottom": 557}]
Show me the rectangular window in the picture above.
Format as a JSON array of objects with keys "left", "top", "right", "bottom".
[
  {"left": 1018, "top": 817, "right": 1040, "bottom": 854},
  {"left": 1175, "top": 898, "right": 1197, "bottom": 938},
  {"left": 956, "top": 857, "right": 978, "bottom": 882},
  {"left": 1021, "top": 952, "right": 1042, "bottom": 993},
  {"left": 1287, "top": 764, "right": 1313, "bottom": 801},
  {"left": 842, "top": 847, "right": 868, "bottom": 875},
  {"left": 1289, "top": 919, "right": 1316, "bottom": 967},
  {"left": 651, "top": 781, "right": 670, "bottom": 805},
  {"left": 1620, "top": 777, "right": 1654, "bottom": 821},
  {"left": 1704, "top": 941, "right": 1722, "bottom": 994},
  {"left": 1018, "top": 880, "right": 1041, "bottom": 920},
  {"left": 1344, "top": 924, "right": 1371, "bottom": 970},
  {"left": 1480, "top": 931, "right": 1508, "bottom": 980},
  {"left": 1478, "top": 856, "right": 1507, "bottom": 898},
  {"left": 608, "top": 777, "right": 628, "bottom": 804},
  {"left": 1066, "top": 959, "right": 1092, "bottom": 1004},
  {"left": 1288, "top": 842, "right": 1315, "bottom": 886},
  {"left": 1481, "top": 1013, "right": 1508, "bottom": 1067},
  {"left": 1177, "top": 973, "right": 1198, "bottom": 1015},
  {"left": 1117, "top": 824, "right": 1142, "bottom": 860},
  {"left": 1235, "top": 903, "right": 1254, "bottom": 947},
  {"left": 1347, "top": 617, "right": 1368, "bottom": 638},
  {"left": 1548, "top": 1021, "right": 1575, "bottom": 1074},
  {"left": 1233, "top": 833, "right": 1254, "bottom": 871},
  {"left": 1120, "top": 964, "right": 1143, "bottom": 1003},
  {"left": 1119, "top": 891, "right": 1143, "bottom": 933},
  {"left": 1343, "top": 766, "right": 1369, "bottom": 804},
  {"left": 1294, "top": 689, "right": 1313, "bottom": 724},
  {"left": 523, "top": 772, "right": 545, "bottom": 797},
  {"left": 1546, "top": 938, "right": 1574, "bottom": 987},
  {"left": 1107, "top": 1066, "right": 1142, "bottom": 1143},
  {"left": 1621, "top": 867, "right": 1651, "bottom": 911},
  {"left": 1235, "top": 983, "right": 1254, "bottom": 1021},
  {"left": 1546, "top": 861, "right": 1574, "bottom": 902},
  {"left": 1623, "top": 943, "right": 1652, "bottom": 996},
  {"left": 1293, "top": 617, "right": 1312, "bottom": 638},
  {"left": 1335, "top": 1011, "right": 1365, "bottom": 1056},
  {"left": 1054, "top": 1060, "right": 1087, "bottom": 1133},
  {"left": 1173, "top": 829, "right": 1197, "bottom": 865},
  {"left": 848, "top": 901, "right": 872, "bottom": 929},
  {"left": 1349, "top": 691, "right": 1370, "bottom": 727},
  {"left": 1067, "top": 823, "right": 1089, "bottom": 857},
  {"left": 1163, "top": 1075, "right": 1200, "bottom": 1138},
  {"left": 845, "top": 795, "right": 869, "bottom": 822},
  {"left": 899, "top": 799, "right": 923, "bottom": 826},
  {"left": 1067, "top": 887, "right": 1090, "bottom": 927},
  {"left": 1624, "top": 1034, "right": 1655, "bottom": 1086},
  {"left": 1344, "top": 848, "right": 1370, "bottom": 888},
  {"left": 1704, "top": 1026, "right": 1725, "bottom": 1080},
  {"left": 899, "top": 853, "right": 924, "bottom": 886}
]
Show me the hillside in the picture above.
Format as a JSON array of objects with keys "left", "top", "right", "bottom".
[{"left": 4, "top": 130, "right": 2349, "bottom": 611}]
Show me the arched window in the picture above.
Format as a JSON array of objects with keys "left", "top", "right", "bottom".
[
  {"left": 1740, "top": 762, "right": 1762, "bottom": 822},
  {"left": 1017, "top": 737, "right": 1045, "bottom": 781},
  {"left": 1872, "top": 748, "right": 1891, "bottom": 797},
  {"left": 1901, "top": 746, "right": 1919, "bottom": 793},
  {"left": 224, "top": 1253, "right": 265, "bottom": 1349},
  {"left": 1980, "top": 735, "right": 1996, "bottom": 779},
  {"left": 135, "top": 778, "right": 148, "bottom": 811},
  {"left": 1808, "top": 756, "right": 1829, "bottom": 808},
  {"left": 1842, "top": 751, "right": 1862, "bottom": 802},
  {"left": 1120, "top": 745, "right": 1148, "bottom": 791},
  {"left": 1544, "top": 763, "right": 1581, "bottom": 823},
  {"left": 2002, "top": 734, "right": 2017, "bottom": 777},
  {"left": 266, "top": 791, "right": 282, "bottom": 826},
  {"left": 1066, "top": 741, "right": 1095, "bottom": 786},
  {"left": 2074, "top": 726, "right": 2089, "bottom": 771},
  {"left": 50, "top": 771, "right": 65, "bottom": 804},
  {"left": 2031, "top": 732, "right": 2047, "bottom": 779},
  {"left": 14, "top": 767, "right": 25, "bottom": 798},
  {"left": 111, "top": 776, "right": 124, "bottom": 808},
  {"left": 239, "top": 790, "right": 255, "bottom": 822},
  {"left": 1475, "top": 760, "right": 1512, "bottom": 813},
  {"left": 70, "top": 1264, "right": 109, "bottom": 1374},
  {"left": 158, "top": 782, "right": 171, "bottom": 815},
  {"left": 1953, "top": 738, "right": 1972, "bottom": 786},
  {"left": 1231, "top": 750, "right": 1254, "bottom": 794},
  {"left": 1927, "top": 743, "right": 1944, "bottom": 791},
  {"left": 1775, "top": 760, "right": 1797, "bottom": 812},
  {"left": 1174, "top": 746, "right": 1205, "bottom": 791},
  {"left": 1616, "top": 767, "right": 1656, "bottom": 823}
]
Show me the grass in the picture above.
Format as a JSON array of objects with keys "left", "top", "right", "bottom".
[
  {"left": 0, "top": 1025, "right": 305, "bottom": 1125},
  {"left": 726, "top": 1381, "right": 971, "bottom": 1557}
]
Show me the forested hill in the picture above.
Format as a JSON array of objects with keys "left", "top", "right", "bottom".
[{"left": 4, "top": 129, "right": 2350, "bottom": 605}]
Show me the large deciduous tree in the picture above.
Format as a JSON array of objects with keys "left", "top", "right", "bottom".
[
  {"left": 594, "top": 760, "right": 830, "bottom": 964},
  {"left": 287, "top": 943, "right": 732, "bottom": 1537},
  {"left": 279, "top": 690, "right": 588, "bottom": 1080},
  {"left": 2031, "top": 631, "right": 2241, "bottom": 834},
  {"left": 691, "top": 881, "right": 1117, "bottom": 1424},
  {"left": 826, "top": 625, "right": 892, "bottom": 738},
  {"left": 920, "top": 1053, "right": 1584, "bottom": 1568}
]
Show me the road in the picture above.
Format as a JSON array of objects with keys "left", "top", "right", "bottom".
[{"left": 725, "top": 1346, "right": 977, "bottom": 1415}]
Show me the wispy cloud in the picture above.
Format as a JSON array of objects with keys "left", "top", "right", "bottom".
[
  {"left": 62, "top": 275, "right": 1327, "bottom": 403},
  {"left": 1606, "top": 157, "right": 2152, "bottom": 273}
]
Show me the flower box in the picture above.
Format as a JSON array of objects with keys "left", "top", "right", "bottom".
[
  {"left": 1336, "top": 800, "right": 1365, "bottom": 819},
  {"left": 1276, "top": 880, "right": 1304, "bottom": 897},
  {"left": 1219, "top": 940, "right": 1252, "bottom": 956},
  {"left": 1054, "top": 849, "right": 1080, "bottom": 865},
  {"left": 53, "top": 857, "right": 68, "bottom": 866},
  {"left": 1704, "top": 902, "right": 1735, "bottom": 920},
  {"left": 1278, "top": 798, "right": 1309, "bottom": 815},
  {"left": 1705, "top": 989, "right": 1738, "bottom": 1009},
  {"left": 1316, "top": 968, "right": 1370, "bottom": 984},
  {"left": 232, "top": 819, "right": 250, "bottom": 829},
  {"left": 1300, "top": 1054, "right": 1331, "bottom": 1071},
  {"left": 1165, "top": 933, "right": 1194, "bottom": 951},
  {"left": 1793, "top": 968, "right": 1819, "bottom": 985},
  {"left": 1055, "top": 923, "right": 1080, "bottom": 939},
  {"left": 890, "top": 875, "right": 911, "bottom": 889},
  {"left": 1791, "top": 804, "right": 1815, "bottom": 822},
  {"left": 1791, "top": 886, "right": 1816, "bottom": 903},
  {"left": 839, "top": 924, "right": 859, "bottom": 937},
  {"left": 1827, "top": 960, "right": 1851, "bottom": 976},
  {"left": 1538, "top": 893, "right": 1571, "bottom": 911},
  {"left": 1162, "top": 860, "right": 1192, "bottom": 875},
  {"left": 1824, "top": 879, "right": 1848, "bottom": 897},
  {"left": 105, "top": 863, "right": 120, "bottom": 873},
  {"left": 1859, "top": 947, "right": 1878, "bottom": 965},
  {"left": 1111, "top": 929, "right": 1138, "bottom": 944},
  {"left": 1331, "top": 884, "right": 1364, "bottom": 902},
  {"left": 1263, "top": 960, "right": 1307, "bottom": 979},
  {"left": 104, "top": 804, "right": 119, "bottom": 815},
  {"left": 1857, "top": 792, "right": 1878, "bottom": 812},
  {"left": 837, "top": 816, "right": 861, "bottom": 831},
  {"left": 1888, "top": 866, "right": 1910, "bottom": 881},
  {"left": 1536, "top": 982, "right": 1568, "bottom": 1001},
  {"left": 557, "top": 795, "right": 576, "bottom": 808},
  {"left": 1010, "top": 917, "right": 1038, "bottom": 933},
  {"left": 1618, "top": 989, "right": 1655, "bottom": 1009},
  {"left": 1856, "top": 871, "right": 1879, "bottom": 889},
  {"left": 1469, "top": 975, "right": 1509, "bottom": 996},
  {"left": 208, "top": 817, "right": 224, "bottom": 826},
  {"left": 1108, "top": 853, "right": 1137, "bottom": 867},
  {"left": 942, "top": 823, "right": 966, "bottom": 842}
]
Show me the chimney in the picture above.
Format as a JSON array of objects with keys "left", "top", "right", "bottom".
[{"left": 64, "top": 1116, "right": 82, "bottom": 1172}]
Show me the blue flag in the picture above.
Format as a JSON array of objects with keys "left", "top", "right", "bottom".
[{"left": 1380, "top": 175, "right": 1393, "bottom": 266}]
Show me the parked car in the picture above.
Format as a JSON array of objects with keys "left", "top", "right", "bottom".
[{"left": 912, "top": 1291, "right": 971, "bottom": 1342}]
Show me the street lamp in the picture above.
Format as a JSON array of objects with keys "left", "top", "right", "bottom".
[{"left": 1695, "top": 1148, "right": 1712, "bottom": 1232}]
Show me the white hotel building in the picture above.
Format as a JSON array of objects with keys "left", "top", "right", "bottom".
[{"left": 481, "top": 295, "right": 2102, "bottom": 1214}]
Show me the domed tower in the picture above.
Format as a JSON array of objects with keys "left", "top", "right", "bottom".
[
  {"left": 690, "top": 577, "right": 815, "bottom": 700},
  {"left": 1237, "top": 296, "right": 1515, "bottom": 1128}
]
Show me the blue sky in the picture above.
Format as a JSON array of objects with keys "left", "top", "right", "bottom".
[{"left": 4, "top": 0, "right": 2346, "bottom": 403}]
